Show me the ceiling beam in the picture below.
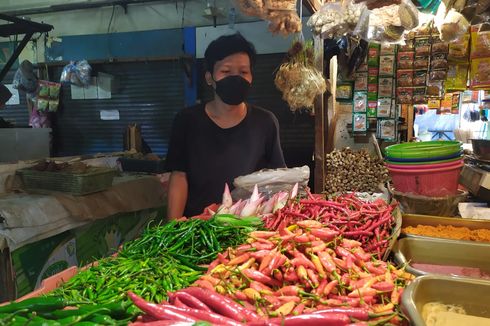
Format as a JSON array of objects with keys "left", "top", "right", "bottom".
[{"left": 304, "top": 0, "right": 322, "bottom": 14}]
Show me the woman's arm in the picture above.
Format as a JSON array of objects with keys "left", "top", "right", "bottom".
[{"left": 167, "top": 171, "right": 188, "bottom": 219}]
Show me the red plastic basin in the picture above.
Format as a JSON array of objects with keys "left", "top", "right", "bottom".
[
  {"left": 385, "top": 159, "right": 464, "bottom": 170},
  {"left": 387, "top": 162, "right": 464, "bottom": 197}
]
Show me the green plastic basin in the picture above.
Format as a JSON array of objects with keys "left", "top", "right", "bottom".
[{"left": 384, "top": 141, "right": 462, "bottom": 159}]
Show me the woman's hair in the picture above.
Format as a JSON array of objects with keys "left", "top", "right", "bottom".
[{"left": 204, "top": 33, "right": 257, "bottom": 73}]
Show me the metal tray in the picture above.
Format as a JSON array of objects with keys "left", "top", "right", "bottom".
[
  {"left": 393, "top": 237, "right": 490, "bottom": 277},
  {"left": 401, "top": 274, "right": 490, "bottom": 326},
  {"left": 402, "top": 214, "right": 490, "bottom": 230}
]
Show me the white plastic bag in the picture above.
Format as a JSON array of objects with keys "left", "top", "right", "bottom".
[{"left": 233, "top": 165, "right": 310, "bottom": 199}]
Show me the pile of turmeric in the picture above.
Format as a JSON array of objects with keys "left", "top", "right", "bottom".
[{"left": 403, "top": 224, "right": 490, "bottom": 243}]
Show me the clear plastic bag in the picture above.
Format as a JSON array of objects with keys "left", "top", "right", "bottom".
[
  {"left": 232, "top": 165, "right": 310, "bottom": 199},
  {"left": 308, "top": 1, "right": 364, "bottom": 39},
  {"left": 60, "top": 60, "right": 92, "bottom": 86}
]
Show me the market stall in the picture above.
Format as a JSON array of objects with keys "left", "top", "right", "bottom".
[{"left": 1, "top": 0, "right": 490, "bottom": 325}]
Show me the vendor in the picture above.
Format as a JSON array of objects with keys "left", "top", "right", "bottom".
[{"left": 165, "top": 33, "right": 286, "bottom": 219}]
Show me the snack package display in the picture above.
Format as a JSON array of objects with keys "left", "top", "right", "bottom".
[
  {"left": 353, "top": 113, "right": 368, "bottom": 132},
  {"left": 337, "top": 83, "right": 354, "bottom": 100},
  {"left": 445, "top": 64, "right": 469, "bottom": 91},
  {"left": 353, "top": 91, "right": 368, "bottom": 112},
  {"left": 36, "top": 80, "right": 61, "bottom": 113},
  {"left": 377, "top": 119, "right": 397, "bottom": 140},
  {"left": 379, "top": 55, "right": 395, "bottom": 75},
  {"left": 368, "top": 43, "right": 381, "bottom": 67},
  {"left": 414, "top": 56, "right": 429, "bottom": 69},
  {"left": 413, "top": 70, "right": 428, "bottom": 86},
  {"left": 378, "top": 77, "right": 394, "bottom": 97},
  {"left": 397, "top": 51, "right": 414, "bottom": 69},
  {"left": 397, "top": 87, "right": 413, "bottom": 104},
  {"left": 367, "top": 100, "right": 378, "bottom": 117},
  {"left": 471, "top": 26, "right": 490, "bottom": 59},
  {"left": 448, "top": 33, "right": 470, "bottom": 62},
  {"left": 355, "top": 71, "right": 368, "bottom": 90},
  {"left": 470, "top": 58, "right": 490, "bottom": 89},
  {"left": 414, "top": 37, "right": 431, "bottom": 56},
  {"left": 380, "top": 44, "right": 396, "bottom": 55},
  {"left": 377, "top": 97, "right": 392, "bottom": 117},
  {"left": 397, "top": 70, "right": 413, "bottom": 87}
]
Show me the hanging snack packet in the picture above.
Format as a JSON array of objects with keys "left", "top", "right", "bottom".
[
  {"left": 355, "top": 72, "right": 368, "bottom": 90},
  {"left": 353, "top": 91, "right": 368, "bottom": 112},
  {"left": 378, "top": 77, "right": 394, "bottom": 97},
  {"left": 379, "top": 55, "right": 395, "bottom": 76},
  {"left": 367, "top": 101, "right": 377, "bottom": 117},
  {"left": 397, "top": 70, "right": 414, "bottom": 87},
  {"left": 377, "top": 97, "right": 392, "bottom": 117},
  {"left": 353, "top": 113, "right": 368, "bottom": 132},
  {"left": 397, "top": 51, "right": 414, "bottom": 69}
]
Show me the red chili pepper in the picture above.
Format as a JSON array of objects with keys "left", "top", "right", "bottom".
[
  {"left": 174, "top": 291, "right": 212, "bottom": 312},
  {"left": 283, "top": 269, "right": 300, "bottom": 283},
  {"left": 336, "top": 247, "right": 356, "bottom": 261},
  {"left": 333, "top": 257, "right": 348, "bottom": 270},
  {"left": 228, "top": 253, "right": 251, "bottom": 266},
  {"left": 159, "top": 304, "right": 243, "bottom": 326},
  {"left": 343, "top": 230, "right": 374, "bottom": 237},
  {"left": 347, "top": 287, "right": 377, "bottom": 298},
  {"left": 307, "top": 269, "right": 320, "bottom": 288},
  {"left": 294, "top": 234, "right": 310, "bottom": 243},
  {"left": 276, "top": 285, "right": 301, "bottom": 296},
  {"left": 128, "top": 291, "right": 196, "bottom": 322},
  {"left": 297, "top": 220, "right": 323, "bottom": 229},
  {"left": 323, "top": 280, "right": 339, "bottom": 296},
  {"left": 173, "top": 297, "right": 188, "bottom": 309},
  {"left": 277, "top": 296, "right": 301, "bottom": 303},
  {"left": 311, "top": 307, "right": 369, "bottom": 321},
  {"left": 279, "top": 312, "right": 350, "bottom": 326},
  {"left": 250, "top": 231, "right": 277, "bottom": 239},
  {"left": 365, "top": 262, "right": 385, "bottom": 275},
  {"left": 314, "top": 279, "right": 328, "bottom": 296},
  {"left": 341, "top": 239, "right": 362, "bottom": 249},
  {"left": 273, "top": 269, "right": 283, "bottom": 282},
  {"left": 310, "top": 228, "right": 339, "bottom": 241},
  {"left": 194, "top": 279, "right": 215, "bottom": 290},
  {"left": 250, "top": 250, "right": 271, "bottom": 260},
  {"left": 317, "top": 251, "right": 336, "bottom": 273},
  {"left": 252, "top": 242, "right": 276, "bottom": 250},
  {"left": 352, "top": 249, "right": 372, "bottom": 262},
  {"left": 236, "top": 244, "right": 252, "bottom": 252},
  {"left": 291, "top": 303, "right": 305, "bottom": 316},
  {"left": 242, "top": 269, "right": 282, "bottom": 287},
  {"left": 263, "top": 253, "right": 287, "bottom": 275},
  {"left": 371, "top": 281, "right": 394, "bottom": 292},
  {"left": 180, "top": 287, "right": 258, "bottom": 322},
  {"left": 259, "top": 250, "right": 276, "bottom": 272},
  {"left": 250, "top": 281, "right": 273, "bottom": 293},
  {"left": 291, "top": 251, "right": 316, "bottom": 270},
  {"left": 206, "top": 259, "right": 220, "bottom": 273}
]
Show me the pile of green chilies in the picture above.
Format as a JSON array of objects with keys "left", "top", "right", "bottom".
[{"left": 0, "top": 215, "right": 261, "bottom": 325}]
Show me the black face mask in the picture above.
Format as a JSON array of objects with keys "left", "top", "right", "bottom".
[{"left": 213, "top": 75, "right": 251, "bottom": 105}]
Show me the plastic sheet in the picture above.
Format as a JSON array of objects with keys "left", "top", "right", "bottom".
[
  {"left": 232, "top": 165, "right": 310, "bottom": 199},
  {"left": 391, "top": 189, "right": 468, "bottom": 217},
  {"left": 60, "top": 60, "right": 92, "bottom": 86}
]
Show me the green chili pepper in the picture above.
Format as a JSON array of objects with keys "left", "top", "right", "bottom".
[{"left": 0, "top": 297, "right": 68, "bottom": 314}]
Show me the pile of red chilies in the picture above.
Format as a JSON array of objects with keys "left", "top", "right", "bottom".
[
  {"left": 129, "top": 222, "right": 413, "bottom": 326},
  {"left": 262, "top": 193, "right": 397, "bottom": 260}
]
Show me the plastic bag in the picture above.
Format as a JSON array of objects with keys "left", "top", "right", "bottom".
[
  {"left": 232, "top": 165, "right": 310, "bottom": 200},
  {"left": 13, "top": 60, "right": 38, "bottom": 94},
  {"left": 308, "top": 1, "right": 363, "bottom": 39},
  {"left": 60, "top": 60, "right": 92, "bottom": 86},
  {"left": 437, "top": 9, "right": 470, "bottom": 42}
]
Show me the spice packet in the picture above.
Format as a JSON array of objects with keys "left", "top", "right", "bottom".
[
  {"left": 413, "top": 70, "right": 428, "bottom": 86},
  {"left": 380, "top": 44, "right": 396, "bottom": 55},
  {"left": 368, "top": 84, "right": 378, "bottom": 101},
  {"left": 445, "top": 64, "right": 469, "bottom": 91},
  {"left": 428, "top": 99, "right": 441, "bottom": 109},
  {"left": 377, "top": 119, "right": 397, "bottom": 141},
  {"left": 37, "top": 98, "right": 49, "bottom": 112},
  {"left": 353, "top": 113, "right": 368, "bottom": 132},
  {"left": 470, "top": 58, "right": 490, "bottom": 89},
  {"left": 355, "top": 72, "right": 368, "bottom": 91},
  {"left": 414, "top": 56, "right": 429, "bottom": 69},
  {"left": 429, "top": 69, "right": 447, "bottom": 81},
  {"left": 49, "top": 100, "right": 59, "bottom": 112},
  {"left": 378, "top": 77, "right": 394, "bottom": 97},
  {"left": 337, "top": 83, "right": 353, "bottom": 101},
  {"left": 368, "top": 43, "right": 381, "bottom": 67},
  {"left": 353, "top": 91, "right": 368, "bottom": 113},
  {"left": 448, "top": 33, "right": 470, "bottom": 62},
  {"left": 432, "top": 40, "right": 449, "bottom": 54},
  {"left": 397, "top": 87, "right": 413, "bottom": 104},
  {"left": 377, "top": 97, "right": 392, "bottom": 118},
  {"left": 379, "top": 55, "right": 395, "bottom": 76},
  {"left": 470, "top": 26, "right": 490, "bottom": 59},
  {"left": 397, "top": 70, "right": 413, "bottom": 87},
  {"left": 367, "top": 101, "right": 377, "bottom": 117},
  {"left": 431, "top": 53, "right": 448, "bottom": 69},
  {"left": 414, "top": 37, "right": 431, "bottom": 56},
  {"left": 397, "top": 51, "right": 414, "bottom": 69}
]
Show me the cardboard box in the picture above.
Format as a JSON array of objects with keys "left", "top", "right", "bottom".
[{"left": 0, "top": 207, "right": 165, "bottom": 301}]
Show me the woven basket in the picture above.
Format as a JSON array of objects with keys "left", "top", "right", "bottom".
[
  {"left": 17, "top": 167, "right": 115, "bottom": 196},
  {"left": 265, "top": 0, "right": 297, "bottom": 11}
]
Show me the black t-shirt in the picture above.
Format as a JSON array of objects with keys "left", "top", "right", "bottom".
[{"left": 165, "top": 103, "right": 286, "bottom": 217}]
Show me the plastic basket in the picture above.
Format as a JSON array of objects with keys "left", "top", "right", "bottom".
[
  {"left": 387, "top": 162, "right": 463, "bottom": 197},
  {"left": 384, "top": 141, "right": 462, "bottom": 159},
  {"left": 17, "top": 167, "right": 115, "bottom": 196}
]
